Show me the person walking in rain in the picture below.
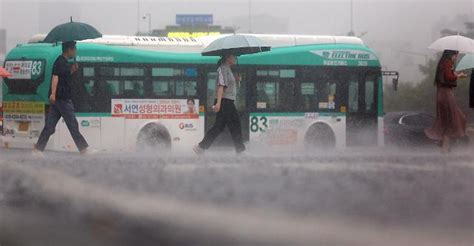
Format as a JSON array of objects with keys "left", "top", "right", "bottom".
[
  {"left": 33, "top": 41, "right": 91, "bottom": 155},
  {"left": 193, "top": 54, "right": 246, "bottom": 154},
  {"left": 425, "top": 50, "right": 468, "bottom": 153}
]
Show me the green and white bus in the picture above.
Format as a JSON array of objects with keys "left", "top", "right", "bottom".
[{"left": 2, "top": 34, "right": 384, "bottom": 152}]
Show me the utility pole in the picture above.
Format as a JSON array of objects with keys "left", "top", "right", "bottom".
[
  {"left": 149, "top": 14, "right": 152, "bottom": 35},
  {"left": 143, "top": 13, "right": 152, "bottom": 35},
  {"left": 350, "top": 0, "right": 353, "bottom": 33},
  {"left": 248, "top": 0, "right": 252, "bottom": 33},
  {"left": 348, "top": 0, "right": 354, "bottom": 36},
  {"left": 136, "top": 0, "right": 140, "bottom": 35}
]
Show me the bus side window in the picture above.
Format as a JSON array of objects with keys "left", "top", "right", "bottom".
[
  {"left": 278, "top": 69, "right": 295, "bottom": 111},
  {"left": 206, "top": 72, "right": 217, "bottom": 108},
  {"left": 348, "top": 80, "right": 359, "bottom": 113},
  {"left": 301, "top": 82, "right": 318, "bottom": 111},
  {"left": 175, "top": 81, "right": 185, "bottom": 96},
  {"left": 84, "top": 80, "right": 94, "bottom": 95},
  {"left": 256, "top": 81, "right": 278, "bottom": 109},
  {"left": 319, "top": 81, "right": 337, "bottom": 111},
  {"left": 105, "top": 80, "right": 119, "bottom": 96},
  {"left": 89, "top": 80, "right": 118, "bottom": 112},
  {"left": 279, "top": 81, "right": 294, "bottom": 110},
  {"left": 121, "top": 67, "right": 144, "bottom": 76},
  {"left": 152, "top": 80, "right": 171, "bottom": 96},
  {"left": 255, "top": 68, "right": 295, "bottom": 111},
  {"left": 365, "top": 78, "right": 375, "bottom": 112},
  {"left": 184, "top": 81, "right": 197, "bottom": 96},
  {"left": 152, "top": 67, "right": 197, "bottom": 98},
  {"left": 72, "top": 66, "right": 95, "bottom": 112},
  {"left": 173, "top": 80, "right": 197, "bottom": 96},
  {"left": 123, "top": 80, "right": 144, "bottom": 98},
  {"left": 72, "top": 78, "right": 93, "bottom": 112}
]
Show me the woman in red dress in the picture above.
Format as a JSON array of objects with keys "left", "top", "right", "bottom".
[{"left": 425, "top": 50, "right": 468, "bottom": 153}]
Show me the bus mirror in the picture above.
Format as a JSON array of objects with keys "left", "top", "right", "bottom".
[
  {"left": 392, "top": 78, "right": 398, "bottom": 91},
  {"left": 382, "top": 71, "right": 400, "bottom": 91}
]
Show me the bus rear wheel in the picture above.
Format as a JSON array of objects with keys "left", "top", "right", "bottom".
[
  {"left": 137, "top": 123, "right": 171, "bottom": 152},
  {"left": 304, "top": 123, "right": 336, "bottom": 149}
]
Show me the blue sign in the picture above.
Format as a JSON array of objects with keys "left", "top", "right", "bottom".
[
  {"left": 176, "top": 14, "right": 213, "bottom": 26},
  {"left": 184, "top": 68, "right": 198, "bottom": 77}
]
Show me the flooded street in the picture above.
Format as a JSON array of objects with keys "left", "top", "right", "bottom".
[{"left": 1, "top": 148, "right": 473, "bottom": 245}]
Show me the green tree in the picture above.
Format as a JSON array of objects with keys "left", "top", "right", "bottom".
[{"left": 441, "top": 22, "right": 474, "bottom": 38}]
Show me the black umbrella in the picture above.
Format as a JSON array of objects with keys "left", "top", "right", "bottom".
[{"left": 43, "top": 17, "right": 102, "bottom": 43}]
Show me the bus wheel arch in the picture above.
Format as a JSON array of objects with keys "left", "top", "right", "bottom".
[
  {"left": 136, "top": 122, "right": 172, "bottom": 151},
  {"left": 304, "top": 122, "right": 336, "bottom": 148}
]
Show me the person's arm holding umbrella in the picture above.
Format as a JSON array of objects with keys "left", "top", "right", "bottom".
[{"left": 444, "top": 59, "right": 467, "bottom": 84}]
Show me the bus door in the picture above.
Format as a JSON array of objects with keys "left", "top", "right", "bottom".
[
  {"left": 344, "top": 69, "right": 379, "bottom": 146},
  {"left": 203, "top": 66, "right": 252, "bottom": 146}
]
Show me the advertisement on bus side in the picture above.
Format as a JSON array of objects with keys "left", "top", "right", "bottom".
[{"left": 111, "top": 99, "right": 199, "bottom": 119}]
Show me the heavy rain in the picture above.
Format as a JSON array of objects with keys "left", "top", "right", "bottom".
[{"left": 0, "top": 0, "right": 473, "bottom": 245}]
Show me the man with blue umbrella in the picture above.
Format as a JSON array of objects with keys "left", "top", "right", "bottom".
[{"left": 193, "top": 35, "right": 270, "bottom": 154}]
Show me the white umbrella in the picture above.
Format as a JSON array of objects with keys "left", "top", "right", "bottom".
[
  {"left": 428, "top": 35, "right": 474, "bottom": 54},
  {"left": 202, "top": 34, "right": 271, "bottom": 56},
  {"left": 456, "top": 53, "right": 474, "bottom": 71}
]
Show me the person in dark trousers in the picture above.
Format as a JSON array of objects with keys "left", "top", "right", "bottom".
[
  {"left": 425, "top": 50, "right": 468, "bottom": 153},
  {"left": 193, "top": 54, "right": 245, "bottom": 154},
  {"left": 33, "top": 41, "right": 90, "bottom": 155}
]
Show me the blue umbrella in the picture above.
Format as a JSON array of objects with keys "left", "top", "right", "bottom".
[
  {"left": 202, "top": 34, "right": 271, "bottom": 56},
  {"left": 456, "top": 53, "right": 474, "bottom": 71}
]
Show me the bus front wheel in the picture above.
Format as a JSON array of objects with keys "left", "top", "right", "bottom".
[
  {"left": 304, "top": 123, "right": 336, "bottom": 148},
  {"left": 137, "top": 123, "right": 171, "bottom": 151}
]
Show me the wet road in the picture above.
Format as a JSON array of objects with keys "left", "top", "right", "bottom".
[{"left": 0, "top": 148, "right": 473, "bottom": 246}]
